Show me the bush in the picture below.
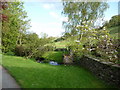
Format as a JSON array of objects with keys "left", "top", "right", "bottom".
[
  {"left": 44, "top": 45, "right": 55, "bottom": 51},
  {"left": 54, "top": 37, "right": 65, "bottom": 42},
  {"left": 5, "top": 51, "right": 15, "bottom": 56},
  {"left": 42, "top": 60, "right": 50, "bottom": 63},
  {"left": 54, "top": 48, "right": 68, "bottom": 51},
  {"left": 14, "top": 45, "right": 25, "bottom": 56}
]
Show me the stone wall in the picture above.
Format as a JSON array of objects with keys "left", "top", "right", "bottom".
[
  {"left": 63, "top": 55, "right": 73, "bottom": 64},
  {"left": 78, "top": 55, "right": 120, "bottom": 88}
]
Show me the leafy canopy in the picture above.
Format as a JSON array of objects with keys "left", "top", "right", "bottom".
[{"left": 62, "top": 1, "right": 108, "bottom": 36}]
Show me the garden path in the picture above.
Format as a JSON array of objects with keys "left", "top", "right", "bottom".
[{"left": 0, "top": 65, "right": 21, "bottom": 89}]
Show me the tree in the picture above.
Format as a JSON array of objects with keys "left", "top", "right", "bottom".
[
  {"left": 23, "top": 33, "right": 41, "bottom": 58},
  {"left": 62, "top": 1, "right": 119, "bottom": 64},
  {"left": 1, "top": 1, "right": 55, "bottom": 60},
  {"left": 15, "top": 32, "right": 55, "bottom": 59},
  {"left": 103, "top": 15, "right": 120, "bottom": 28},
  {"left": 40, "top": 32, "right": 48, "bottom": 39},
  {"left": 0, "top": 1, "right": 8, "bottom": 21},
  {"left": 62, "top": 1, "right": 109, "bottom": 37},
  {"left": 1, "top": 1, "right": 31, "bottom": 53}
]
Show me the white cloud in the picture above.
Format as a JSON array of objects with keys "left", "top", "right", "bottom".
[
  {"left": 104, "top": 17, "right": 111, "bottom": 21},
  {"left": 22, "top": 0, "right": 61, "bottom": 2},
  {"left": 42, "top": 4, "right": 54, "bottom": 9},
  {"left": 49, "top": 12, "right": 59, "bottom": 18},
  {"left": 29, "top": 22, "right": 64, "bottom": 37},
  {"left": 60, "top": 17, "right": 68, "bottom": 22},
  {"left": 23, "top": 0, "right": 119, "bottom": 2},
  {"left": 49, "top": 11, "right": 68, "bottom": 22}
]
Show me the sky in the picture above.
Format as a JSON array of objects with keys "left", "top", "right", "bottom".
[{"left": 23, "top": 1, "right": 119, "bottom": 37}]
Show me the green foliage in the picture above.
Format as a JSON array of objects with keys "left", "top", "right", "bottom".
[
  {"left": 42, "top": 51, "right": 64, "bottom": 63},
  {"left": 2, "top": 1, "right": 31, "bottom": 53},
  {"left": 44, "top": 45, "right": 56, "bottom": 51},
  {"left": 109, "top": 26, "right": 119, "bottom": 34},
  {"left": 2, "top": 55, "right": 113, "bottom": 88},
  {"left": 12, "top": 32, "right": 56, "bottom": 59},
  {"left": 1, "top": 1, "right": 57, "bottom": 61},
  {"left": 1, "top": 1, "right": 54, "bottom": 59},
  {"left": 62, "top": 1, "right": 108, "bottom": 36},
  {"left": 23, "top": 33, "right": 55, "bottom": 59},
  {"left": 54, "top": 37, "right": 65, "bottom": 42},
  {"left": 54, "top": 40, "right": 68, "bottom": 48},
  {"left": 96, "top": 26, "right": 119, "bottom": 39},
  {"left": 40, "top": 32, "right": 48, "bottom": 38},
  {"left": 62, "top": 1, "right": 119, "bottom": 64},
  {"left": 108, "top": 26, "right": 119, "bottom": 39},
  {"left": 5, "top": 51, "right": 15, "bottom": 56},
  {"left": 14, "top": 45, "right": 25, "bottom": 56},
  {"left": 66, "top": 24, "right": 119, "bottom": 64},
  {"left": 103, "top": 15, "right": 120, "bottom": 28}
]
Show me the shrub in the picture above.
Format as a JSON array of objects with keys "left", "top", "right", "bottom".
[
  {"left": 42, "top": 60, "right": 50, "bottom": 63},
  {"left": 5, "top": 51, "right": 15, "bottom": 56},
  {"left": 14, "top": 45, "right": 25, "bottom": 56},
  {"left": 44, "top": 45, "right": 56, "bottom": 51}
]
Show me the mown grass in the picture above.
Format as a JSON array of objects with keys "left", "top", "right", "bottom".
[
  {"left": 2, "top": 55, "right": 114, "bottom": 88},
  {"left": 108, "top": 26, "right": 120, "bottom": 34},
  {"left": 42, "top": 51, "right": 64, "bottom": 63},
  {"left": 108, "top": 26, "right": 120, "bottom": 39},
  {"left": 54, "top": 40, "right": 69, "bottom": 48},
  {"left": 110, "top": 33, "right": 119, "bottom": 39}
]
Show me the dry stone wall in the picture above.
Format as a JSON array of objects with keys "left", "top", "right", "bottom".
[{"left": 78, "top": 55, "right": 120, "bottom": 88}]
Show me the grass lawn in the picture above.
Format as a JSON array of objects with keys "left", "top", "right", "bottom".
[
  {"left": 42, "top": 51, "right": 64, "bottom": 63},
  {"left": 54, "top": 40, "right": 69, "bottom": 48},
  {"left": 2, "top": 55, "right": 113, "bottom": 88},
  {"left": 108, "top": 26, "right": 120, "bottom": 34},
  {"left": 108, "top": 26, "right": 120, "bottom": 39}
]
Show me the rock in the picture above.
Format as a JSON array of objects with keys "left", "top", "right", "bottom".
[{"left": 63, "top": 54, "right": 73, "bottom": 64}]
